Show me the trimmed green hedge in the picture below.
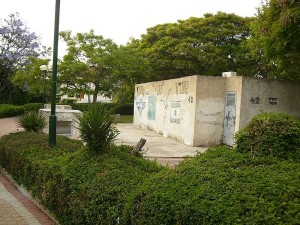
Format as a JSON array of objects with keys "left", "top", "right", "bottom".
[
  {"left": 235, "top": 113, "right": 300, "bottom": 161},
  {"left": 71, "top": 103, "right": 134, "bottom": 115},
  {"left": 112, "top": 103, "right": 134, "bottom": 115},
  {"left": 0, "top": 104, "right": 25, "bottom": 118},
  {"left": 0, "top": 132, "right": 163, "bottom": 224},
  {"left": 0, "top": 133, "right": 299, "bottom": 224},
  {"left": 125, "top": 147, "right": 300, "bottom": 225},
  {"left": 23, "top": 103, "right": 43, "bottom": 112}
]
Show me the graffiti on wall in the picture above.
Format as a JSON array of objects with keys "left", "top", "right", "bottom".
[
  {"left": 268, "top": 97, "right": 278, "bottom": 105},
  {"left": 176, "top": 81, "right": 189, "bottom": 94},
  {"left": 250, "top": 97, "right": 260, "bottom": 104},
  {"left": 136, "top": 98, "right": 146, "bottom": 116},
  {"left": 136, "top": 85, "right": 145, "bottom": 96},
  {"left": 170, "top": 101, "right": 181, "bottom": 124},
  {"left": 197, "top": 110, "right": 223, "bottom": 127},
  {"left": 155, "top": 82, "right": 163, "bottom": 95},
  {"left": 147, "top": 96, "right": 157, "bottom": 120}
]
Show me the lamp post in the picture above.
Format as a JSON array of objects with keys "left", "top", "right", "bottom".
[
  {"left": 49, "top": 0, "right": 61, "bottom": 147},
  {"left": 40, "top": 65, "right": 48, "bottom": 108}
]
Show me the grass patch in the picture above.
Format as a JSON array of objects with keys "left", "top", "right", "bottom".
[{"left": 118, "top": 115, "right": 133, "bottom": 123}]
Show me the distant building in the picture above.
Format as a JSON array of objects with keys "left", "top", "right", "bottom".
[
  {"left": 134, "top": 74, "right": 300, "bottom": 147},
  {"left": 59, "top": 82, "right": 112, "bottom": 103}
]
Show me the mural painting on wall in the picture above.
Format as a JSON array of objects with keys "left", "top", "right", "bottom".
[
  {"left": 170, "top": 101, "right": 181, "bottom": 124},
  {"left": 136, "top": 98, "right": 146, "bottom": 117},
  {"left": 147, "top": 96, "right": 157, "bottom": 120}
]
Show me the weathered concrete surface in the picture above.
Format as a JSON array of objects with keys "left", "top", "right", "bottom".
[
  {"left": 0, "top": 117, "right": 22, "bottom": 136},
  {"left": 115, "top": 123, "right": 206, "bottom": 158}
]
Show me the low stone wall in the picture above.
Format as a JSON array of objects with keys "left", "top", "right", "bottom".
[
  {"left": 44, "top": 104, "right": 72, "bottom": 110},
  {"left": 39, "top": 108, "right": 82, "bottom": 139}
]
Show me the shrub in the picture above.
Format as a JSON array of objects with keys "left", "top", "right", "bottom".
[
  {"left": 23, "top": 103, "right": 43, "bottom": 112},
  {"left": 125, "top": 147, "right": 300, "bottom": 225},
  {"left": 0, "top": 132, "right": 163, "bottom": 225},
  {"left": 112, "top": 103, "right": 134, "bottom": 115},
  {"left": 62, "top": 98, "right": 77, "bottom": 104},
  {"left": 235, "top": 113, "right": 300, "bottom": 160},
  {"left": 0, "top": 104, "right": 25, "bottom": 118},
  {"left": 16, "top": 111, "right": 47, "bottom": 132},
  {"left": 77, "top": 103, "right": 120, "bottom": 154}
]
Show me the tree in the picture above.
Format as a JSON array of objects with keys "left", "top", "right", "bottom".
[
  {"left": 59, "top": 30, "right": 118, "bottom": 103},
  {"left": 138, "top": 12, "right": 252, "bottom": 80},
  {"left": 12, "top": 57, "right": 51, "bottom": 100},
  {"left": 249, "top": 0, "right": 300, "bottom": 80},
  {"left": 111, "top": 41, "right": 153, "bottom": 103},
  {"left": 0, "top": 13, "right": 42, "bottom": 103}
]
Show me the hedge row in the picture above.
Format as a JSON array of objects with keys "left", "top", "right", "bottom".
[
  {"left": 0, "top": 104, "right": 25, "bottom": 118},
  {"left": 0, "top": 102, "right": 133, "bottom": 118},
  {"left": 0, "top": 132, "right": 299, "bottom": 225},
  {"left": 70, "top": 103, "right": 134, "bottom": 115},
  {"left": 0, "top": 132, "right": 163, "bottom": 224},
  {"left": 125, "top": 147, "right": 300, "bottom": 225}
]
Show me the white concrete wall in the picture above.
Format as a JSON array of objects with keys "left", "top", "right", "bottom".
[
  {"left": 194, "top": 76, "right": 227, "bottom": 146},
  {"left": 134, "top": 75, "right": 300, "bottom": 147},
  {"left": 134, "top": 76, "right": 197, "bottom": 145},
  {"left": 239, "top": 77, "right": 300, "bottom": 129}
]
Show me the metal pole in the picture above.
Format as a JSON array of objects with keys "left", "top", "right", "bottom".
[
  {"left": 49, "top": 0, "right": 60, "bottom": 147},
  {"left": 42, "top": 71, "right": 46, "bottom": 108}
]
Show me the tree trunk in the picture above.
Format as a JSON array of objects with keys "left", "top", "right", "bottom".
[{"left": 92, "top": 83, "right": 100, "bottom": 103}]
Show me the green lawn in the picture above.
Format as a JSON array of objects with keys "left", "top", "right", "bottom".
[{"left": 115, "top": 115, "right": 133, "bottom": 123}]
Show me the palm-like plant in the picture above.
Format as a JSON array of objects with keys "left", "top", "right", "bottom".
[
  {"left": 77, "top": 103, "right": 119, "bottom": 154},
  {"left": 17, "top": 111, "right": 47, "bottom": 133}
]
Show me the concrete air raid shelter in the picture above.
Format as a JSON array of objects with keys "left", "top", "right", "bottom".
[{"left": 133, "top": 73, "right": 300, "bottom": 147}]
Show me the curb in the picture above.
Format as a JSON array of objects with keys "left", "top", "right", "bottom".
[{"left": 1, "top": 168, "right": 59, "bottom": 224}]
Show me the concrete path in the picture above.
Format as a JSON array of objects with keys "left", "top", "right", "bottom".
[
  {"left": 0, "top": 172, "right": 56, "bottom": 225},
  {"left": 115, "top": 123, "right": 206, "bottom": 164}
]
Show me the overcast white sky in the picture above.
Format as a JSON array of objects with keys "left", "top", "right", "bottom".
[{"left": 1, "top": 0, "right": 262, "bottom": 56}]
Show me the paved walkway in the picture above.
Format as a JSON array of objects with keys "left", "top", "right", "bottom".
[{"left": 0, "top": 172, "right": 56, "bottom": 225}]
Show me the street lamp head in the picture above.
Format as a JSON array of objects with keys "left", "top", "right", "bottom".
[
  {"left": 40, "top": 65, "right": 48, "bottom": 71},
  {"left": 47, "top": 64, "right": 53, "bottom": 72}
]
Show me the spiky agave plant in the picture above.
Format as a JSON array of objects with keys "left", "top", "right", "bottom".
[
  {"left": 17, "top": 111, "right": 47, "bottom": 133},
  {"left": 77, "top": 103, "right": 119, "bottom": 154}
]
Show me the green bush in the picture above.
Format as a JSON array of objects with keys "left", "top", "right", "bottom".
[
  {"left": 235, "top": 113, "right": 300, "bottom": 160},
  {"left": 71, "top": 103, "right": 133, "bottom": 115},
  {"left": 112, "top": 103, "right": 134, "bottom": 115},
  {"left": 23, "top": 103, "right": 43, "bottom": 112},
  {"left": 77, "top": 103, "right": 120, "bottom": 154},
  {"left": 62, "top": 98, "right": 77, "bottom": 104},
  {"left": 125, "top": 147, "right": 300, "bottom": 225},
  {"left": 0, "top": 132, "right": 163, "bottom": 225},
  {"left": 0, "top": 104, "right": 25, "bottom": 118},
  {"left": 16, "top": 111, "right": 47, "bottom": 132}
]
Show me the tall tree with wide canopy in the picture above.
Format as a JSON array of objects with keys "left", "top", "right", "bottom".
[
  {"left": 249, "top": 0, "right": 300, "bottom": 80},
  {"left": 59, "top": 30, "right": 118, "bottom": 103},
  {"left": 111, "top": 40, "right": 153, "bottom": 103},
  {"left": 0, "top": 13, "right": 42, "bottom": 103},
  {"left": 138, "top": 12, "right": 252, "bottom": 81}
]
